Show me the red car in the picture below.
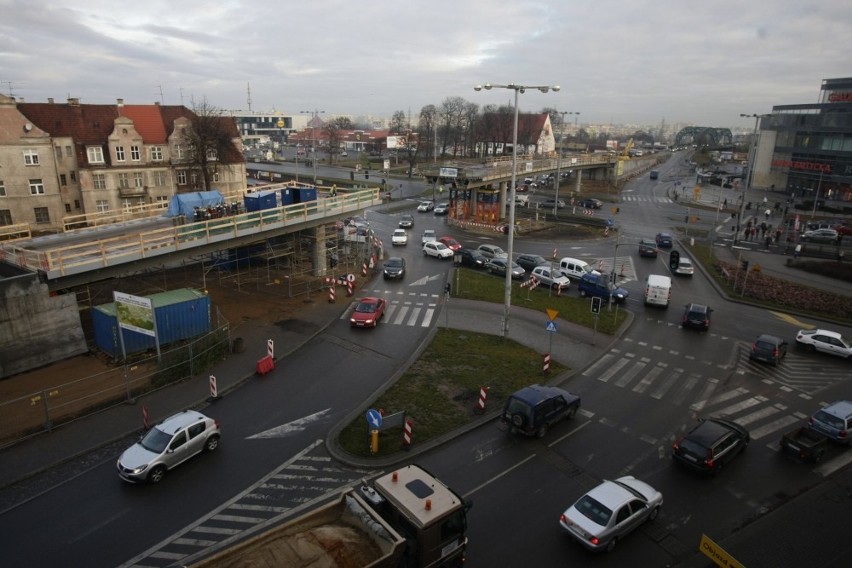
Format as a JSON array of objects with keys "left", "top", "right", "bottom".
[
  {"left": 438, "top": 236, "right": 462, "bottom": 251},
  {"left": 350, "top": 297, "right": 386, "bottom": 328},
  {"left": 832, "top": 223, "right": 852, "bottom": 236}
]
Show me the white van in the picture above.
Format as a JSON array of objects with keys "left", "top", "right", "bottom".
[
  {"left": 644, "top": 274, "right": 672, "bottom": 307},
  {"left": 559, "top": 257, "right": 597, "bottom": 281}
]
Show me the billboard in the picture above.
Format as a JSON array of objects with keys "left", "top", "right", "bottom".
[
  {"left": 386, "top": 135, "right": 407, "bottom": 149},
  {"left": 114, "top": 292, "right": 156, "bottom": 337}
]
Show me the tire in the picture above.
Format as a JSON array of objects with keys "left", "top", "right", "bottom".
[
  {"left": 649, "top": 506, "right": 660, "bottom": 521},
  {"left": 511, "top": 413, "right": 526, "bottom": 428},
  {"left": 204, "top": 435, "right": 220, "bottom": 452},
  {"left": 814, "top": 450, "right": 824, "bottom": 463},
  {"left": 148, "top": 465, "right": 166, "bottom": 484},
  {"left": 567, "top": 406, "right": 578, "bottom": 419},
  {"left": 807, "top": 344, "right": 816, "bottom": 353},
  {"left": 536, "top": 424, "right": 548, "bottom": 438},
  {"left": 606, "top": 537, "right": 617, "bottom": 553}
]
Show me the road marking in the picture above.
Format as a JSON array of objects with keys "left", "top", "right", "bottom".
[
  {"left": 597, "top": 357, "right": 632, "bottom": 382},
  {"left": 813, "top": 449, "right": 852, "bottom": 477},
  {"left": 748, "top": 414, "right": 801, "bottom": 440},
  {"left": 547, "top": 420, "right": 590, "bottom": 447},
  {"left": 770, "top": 311, "right": 813, "bottom": 328},
  {"left": 406, "top": 307, "right": 421, "bottom": 326},
  {"left": 247, "top": 409, "right": 332, "bottom": 439},
  {"left": 463, "top": 454, "right": 538, "bottom": 498},
  {"left": 632, "top": 363, "right": 665, "bottom": 394},
  {"left": 614, "top": 359, "right": 647, "bottom": 387},
  {"left": 421, "top": 308, "right": 435, "bottom": 327},
  {"left": 393, "top": 305, "right": 409, "bottom": 325}
]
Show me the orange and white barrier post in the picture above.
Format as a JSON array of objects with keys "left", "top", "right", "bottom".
[
  {"left": 402, "top": 419, "right": 413, "bottom": 450},
  {"left": 267, "top": 339, "right": 274, "bottom": 359},
  {"left": 474, "top": 386, "right": 489, "bottom": 414},
  {"left": 328, "top": 285, "right": 336, "bottom": 303},
  {"left": 347, "top": 280, "right": 354, "bottom": 297},
  {"left": 543, "top": 353, "right": 551, "bottom": 374},
  {"left": 362, "top": 261, "right": 368, "bottom": 276},
  {"left": 142, "top": 404, "right": 150, "bottom": 430},
  {"left": 209, "top": 375, "right": 219, "bottom": 400}
]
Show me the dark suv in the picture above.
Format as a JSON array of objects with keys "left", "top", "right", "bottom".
[
  {"left": 682, "top": 303, "right": 712, "bottom": 331},
  {"left": 502, "top": 384, "right": 581, "bottom": 438},
  {"left": 672, "top": 417, "right": 749, "bottom": 475},
  {"left": 578, "top": 273, "right": 629, "bottom": 304},
  {"left": 749, "top": 334, "right": 788, "bottom": 365}
]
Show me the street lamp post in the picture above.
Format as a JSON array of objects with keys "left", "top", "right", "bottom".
[
  {"left": 734, "top": 113, "right": 767, "bottom": 246},
  {"left": 301, "top": 109, "right": 325, "bottom": 184},
  {"left": 474, "top": 82, "right": 560, "bottom": 338}
]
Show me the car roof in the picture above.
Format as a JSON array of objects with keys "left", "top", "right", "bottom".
[
  {"left": 805, "top": 329, "right": 843, "bottom": 339},
  {"left": 510, "top": 384, "right": 571, "bottom": 405},
  {"left": 819, "top": 400, "right": 852, "bottom": 418},
  {"left": 756, "top": 334, "right": 784, "bottom": 344},
  {"left": 385, "top": 257, "right": 404, "bottom": 264},
  {"left": 686, "top": 303, "right": 708, "bottom": 312},
  {"left": 583, "top": 480, "right": 636, "bottom": 509},
  {"left": 158, "top": 410, "right": 209, "bottom": 434},
  {"left": 686, "top": 418, "right": 740, "bottom": 446}
]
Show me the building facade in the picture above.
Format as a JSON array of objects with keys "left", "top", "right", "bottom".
[
  {"left": 755, "top": 77, "right": 852, "bottom": 212},
  {"left": 0, "top": 95, "right": 246, "bottom": 232}
]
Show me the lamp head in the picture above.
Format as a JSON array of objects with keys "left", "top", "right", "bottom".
[
  {"left": 474, "top": 85, "right": 482, "bottom": 91},
  {"left": 484, "top": 83, "right": 493, "bottom": 90}
]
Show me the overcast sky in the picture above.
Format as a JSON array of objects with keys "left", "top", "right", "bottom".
[{"left": 2, "top": 1, "right": 850, "bottom": 130}]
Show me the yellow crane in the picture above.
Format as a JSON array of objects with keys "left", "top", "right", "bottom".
[{"left": 620, "top": 138, "right": 634, "bottom": 160}]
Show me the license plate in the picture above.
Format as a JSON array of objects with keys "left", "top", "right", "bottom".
[
  {"left": 685, "top": 454, "right": 698, "bottom": 463},
  {"left": 787, "top": 444, "right": 801, "bottom": 452}
]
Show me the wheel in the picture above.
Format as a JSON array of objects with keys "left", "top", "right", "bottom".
[
  {"left": 648, "top": 506, "right": 660, "bottom": 521},
  {"left": 814, "top": 450, "right": 824, "bottom": 463},
  {"left": 204, "top": 435, "right": 220, "bottom": 452},
  {"left": 807, "top": 344, "right": 816, "bottom": 352},
  {"left": 567, "top": 406, "right": 578, "bottom": 419},
  {"left": 511, "top": 413, "right": 525, "bottom": 428},
  {"left": 536, "top": 424, "right": 548, "bottom": 438},
  {"left": 148, "top": 465, "right": 166, "bottom": 484},
  {"left": 606, "top": 537, "right": 617, "bottom": 553}
]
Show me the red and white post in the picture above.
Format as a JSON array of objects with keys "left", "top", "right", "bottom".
[
  {"left": 209, "top": 375, "right": 219, "bottom": 400},
  {"left": 543, "top": 353, "right": 551, "bottom": 374},
  {"left": 402, "top": 419, "right": 413, "bottom": 450},
  {"left": 142, "top": 404, "right": 150, "bottom": 430},
  {"left": 328, "top": 285, "right": 336, "bottom": 303},
  {"left": 267, "top": 339, "right": 274, "bottom": 359},
  {"left": 474, "top": 386, "right": 489, "bottom": 414}
]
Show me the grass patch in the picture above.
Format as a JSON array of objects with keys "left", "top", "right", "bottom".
[{"left": 337, "top": 329, "right": 567, "bottom": 458}]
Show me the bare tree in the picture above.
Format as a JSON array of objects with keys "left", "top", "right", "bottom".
[
  {"left": 417, "top": 105, "right": 437, "bottom": 161},
  {"left": 323, "top": 117, "right": 353, "bottom": 163},
  {"left": 186, "top": 98, "right": 239, "bottom": 191},
  {"left": 390, "top": 110, "right": 407, "bottom": 134}
]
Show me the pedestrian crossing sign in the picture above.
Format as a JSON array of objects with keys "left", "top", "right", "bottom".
[{"left": 546, "top": 320, "right": 557, "bottom": 333}]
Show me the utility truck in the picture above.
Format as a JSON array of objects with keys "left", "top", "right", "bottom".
[{"left": 188, "top": 464, "right": 470, "bottom": 568}]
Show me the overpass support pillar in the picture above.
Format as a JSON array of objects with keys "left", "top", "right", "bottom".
[{"left": 311, "top": 226, "right": 329, "bottom": 277}]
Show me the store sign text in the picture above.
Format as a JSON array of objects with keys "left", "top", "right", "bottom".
[
  {"left": 772, "top": 159, "right": 831, "bottom": 173},
  {"left": 828, "top": 92, "right": 852, "bottom": 102}
]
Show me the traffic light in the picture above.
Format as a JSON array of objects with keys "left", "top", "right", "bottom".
[
  {"left": 591, "top": 296, "right": 602, "bottom": 314},
  {"left": 669, "top": 250, "right": 680, "bottom": 271},
  {"left": 741, "top": 260, "right": 749, "bottom": 272}
]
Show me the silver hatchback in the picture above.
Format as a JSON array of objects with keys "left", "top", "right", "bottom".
[{"left": 117, "top": 410, "right": 221, "bottom": 484}]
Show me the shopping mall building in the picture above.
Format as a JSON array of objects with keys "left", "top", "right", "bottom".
[{"left": 753, "top": 76, "right": 852, "bottom": 214}]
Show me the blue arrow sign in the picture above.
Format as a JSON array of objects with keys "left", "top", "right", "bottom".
[
  {"left": 366, "top": 408, "right": 382, "bottom": 429},
  {"left": 546, "top": 320, "right": 558, "bottom": 333}
]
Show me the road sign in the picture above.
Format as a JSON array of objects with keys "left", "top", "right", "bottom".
[
  {"left": 699, "top": 534, "right": 743, "bottom": 568},
  {"left": 546, "top": 320, "right": 557, "bottom": 333},
  {"left": 366, "top": 408, "right": 382, "bottom": 429},
  {"left": 439, "top": 167, "right": 458, "bottom": 178},
  {"left": 546, "top": 308, "right": 559, "bottom": 321}
]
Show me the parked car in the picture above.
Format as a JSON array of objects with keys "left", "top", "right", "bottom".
[
  {"left": 485, "top": 258, "right": 525, "bottom": 279},
  {"left": 438, "top": 236, "right": 462, "bottom": 251},
  {"left": 541, "top": 198, "right": 567, "bottom": 209},
  {"left": 417, "top": 201, "right": 434, "bottom": 212},
  {"left": 456, "top": 247, "right": 488, "bottom": 269},
  {"left": 391, "top": 229, "right": 408, "bottom": 246},
  {"left": 671, "top": 417, "right": 750, "bottom": 475},
  {"left": 808, "top": 400, "right": 852, "bottom": 444},
  {"left": 530, "top": 265, "right": 571, "bottom": 289},
  {"left": 655, "top": 232, "right": 673, "bottom": 248},
  {"left": 350, "top": 297, "right": 386, "bottom": 328},
  {"left": 433, "top": 202, "right": 449, "bottom": 215},
  {"left": 578, "top": 272, "right": 629, "bottom": 304},
  {"left": 398, "top": 214, "right": 414, "bottom": 228},
  {"left": 559, "top": 257, "right": 598, "bottom": 281},
  {"left": 515, "top": 253, "right": 549, "bottom": 272},
  {"left": 382, "top": 257, "right": 406, "bottom": 280},
  {"left": 674, "top": 257, "right": 694, "bottom": 277},
  {"left": 117, "top": 410, "right": 221, "bottom": 484},
  {"left": 423, "top": 241, "right": 454, "bottom": 259},
  {"left": 802, "top": 228, "right": 839, "bottom": 243},
  {"left": 422, "top": 229, "right": 436, "bottom": 244},
  {"left": 477, "top": 244, "right": 508, "bottom": 259},
  {"left": 750, "top": 334, "right": 788, "bottom": 365},
  {"left": 514, "top": 194, "right": 530, "bottom": 207},
  {"left": 577, "top": 198, "right": 603, "bottom": 209},
  {"left": 831, "top": 222, "right": 852, "bottom": 236},
  {"left": 795, "top": 329, "right": 852, "bottom": 358},
  {"left": 559, "top": 476, "right": 663, "bottom": 552},
  {"left": 638, "top": 239, "right": 658, "bottom": 258},
  {"left": 682, "top": 303, "right": 712, "bottom": 331},
  {"left": 501, "top": 384, "right": 581, "bottom": 438}
]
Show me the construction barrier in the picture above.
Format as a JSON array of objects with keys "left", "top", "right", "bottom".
[
  {"left": 256, "top": 354, "right": 274, "bottom": 376},
  {"left": 328, "top": 286, "right": 336, "bottom": 303},
  {"left": 361, "top": 261, "right": 368, "bottom": 276},
  {"left": 142, "top": 404, "right": 150, "bottom": 430},
  {"left": 543, "top": 353, "right": 551, "bottom": 374},
  {"left": 267, "top": 339, "right": 274, "bottom": 359},
  {"left": 474, "top": 386, "right": 489, "bottom": 414},
  {"left": 346, "top": 280, "right": 354, "bottom": 296},
  {"left": 209, "top": 375, "right": 218, "bottom": 399},
  {"left": 402, "top": 419, "right": 413, "bottom": 450},
  {"left": 552, "top": 247, "right": 557, "bottom": 259}
]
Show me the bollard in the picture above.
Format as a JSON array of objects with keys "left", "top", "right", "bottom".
[
  {"left": 620, "top": 262, "right": 625, "bottom": 277},
  {"left": 209, "top": 375, "right": 219, "bottom": 400},
  {"left": 543, "top": 353, "right": 551, "bottom": 374},
  {"left": 267, "top": 339, "right": 274, "bottom": 359},
  {"left": 347, "top": 280, "right": 354, "bottom": 297},
  {"left": 370, "top": 429, "right": 379, "bottom": 455},
  {"left": 142, "top": 404, "right": 150, "bottom": 430},
  {"left": 402, "top": 419, "right": 413, "bottom": 450},
  {"left": 474, "top": 386, "right": 489, "bottom": 414},
  {"left": 362, "top": 261, "right": 368, "bottom": 276},
  {"left": 328, "top": 285, "right": 336, "bottom": 303},
  {"left": 552, "top": 247, "right": 557, "bottom": 259}
]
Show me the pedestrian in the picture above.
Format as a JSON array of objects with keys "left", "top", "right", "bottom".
[
  {"left": 723, "top": 198, "right": 728, "bottom": 209},
  {"left": 794, "top": 243, "right": 801, "bottom": 259},
  {"left": 763, "top": 196, "right": 768, "bottom": 205},
  {"left": 765, "top": 236, "right": 772, "bottom": 249},
  {"left": 775, "top": 228, "right": 782, "bottom": 242},
  {"left": 765, "top": 209, "right": 771, "bottom": 220}
]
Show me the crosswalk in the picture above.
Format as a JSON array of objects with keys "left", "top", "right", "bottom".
[
  {"left": 621, "top": 195, "right": 674, "bottom": 204},
  {"left": 341, "top": 292, "right": 440, "bottom": 327},
  {"left": 590, "top": 255, "right": 638, "bottom": 284},
  {"left": 734, "top": 344, "right": 845, "bottom": 393}
]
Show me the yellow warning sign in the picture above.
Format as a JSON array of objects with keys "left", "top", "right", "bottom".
[
  {"left": 699, "top": 534, "right": 744, "bottom": 568},
  {"left": 546, "top": 309, "right": 559, "bottom": 321}
]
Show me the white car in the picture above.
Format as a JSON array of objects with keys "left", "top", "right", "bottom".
[
  {"left": 392, "top": 229, "right": 408, "bottom": 246},
  {"left": 530, "top": 265, "right": 571, "bottom": 289},
  {"left": 422, "top": 229, "right": 436, "bottom": 244},
  {"left": 423, "top": 241, "right": 453, "bottom": 259},
  {"left": 477, "top": 244, "right": 508, "bottom": 259},
  {"left": 796, "top": 329, "right": 852, "bottom": 358},
  {"left": 674, "top": 257, "right": 694, "bottom": 277},
  {"left": 559, "top": 476, "right": 663, "bottom": 552},
  {"left": 417, "top": 201, "right": 435, "bottom": 212}
]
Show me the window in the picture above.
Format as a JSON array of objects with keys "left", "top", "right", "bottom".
[
  {"left": 190, "top": 171, "right": 199, "bottom": 186},
  {"left": 155, "top": 196, "right": 169, "bottom": 208},
  {"left": 152, "top": 171, "right": 167, "bottom": 187},
  {"left": 212, "top": 171, "right": 220, "bottom": 182},
  {"left": 175, "top": 144, "right": 185, "bottom": 159},
  {"left": 29, "top": 179, "right": 45, "bottom": 195},
  {"left": 55, "top": 146, "right": 63, "bottom": 160},
  {"left": 64, "top": 203, "right": 71, "bottom": 213},
  {"left": 188, "top": 423, "right": 206, "bottom": 440},
  {"left": 70, "top": 171, "right": 76, "bottom": 182},
  {"left": 169, "top": 432, "right": 188, "bottom": 451},
  {"left": 133, "top": 172, "right": 144, "bottom": 188},
  {"left": 34, "top": 207, "right": 50, "bottom": 223},
  {"left": 87, "top": 146, "right": 105, "bottom": 163},
  {"left": 65, "top": 145, "right": 73, "bottom": 158},
  {"left": 150, "top": 146, "right": 163, "bottom": 161},
  {"left": 177, "top": 170, "right": 188, "bottom": 185},
  {"left": 60, "top": 174, "right": 67, "bottom": 186},
  {"left": 93, "top": 173, "right": 106, "bottom": 189},
  {"left": 24, "top": 149, "right": 40, "bottom": 165},
  {"left": 74, "top": 199, "right": 81, "bottom": 210},
  {"left": 118, "top": 173, "right": 130, "bottom": 188},
  {"left": 0, "top": 180, "right": 5, "bottom": 197},
  {"left": 0, "top": 210, "right": 12, "bottom": 225},
  {"left": 130, "top": 146, "right": 141, "bottom": 161},
  {"left": 206, "top": 148, "right": 218, "bottom": 161},
  {"left": 96, "top": 200, "right": 110, "bottom": 213},
  {"left": 115, "top": 146, "right": 125, "bottom": 162}
]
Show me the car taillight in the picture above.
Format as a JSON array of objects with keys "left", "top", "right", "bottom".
[
  {"left": 705, "top": 450, "right": 714, "bottom": 468},
  {"left": 590, "top": 536, "right": 600, "bottom": 545},
  {"left": 751, "top": 343, "right": 758, "bottom": 352},
  {"left": 773, "top": 348, "right": 780, "bottom": 357},
  {"left": 559, "top": 514, "right": 567, "bottom": 524},
  {"left": 704, "top": 319, "right": 709, "bottom": 326},
  {"left": 672, "top": 438, "right": 681, "bottom": 451},
  {"left": 840, "top": 430, "right": 848, "bottom": 439}
]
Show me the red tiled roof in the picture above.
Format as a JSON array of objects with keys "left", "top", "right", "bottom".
[{"left": 120, "top": 105, "right": 168, "bottom": 142}]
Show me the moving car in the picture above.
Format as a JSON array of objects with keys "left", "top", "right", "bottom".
[
  {"left": 750, "top": 334, "right": 788, "bottom": 365},
  {"left": 515, "top": 253, "right": 548, "bottom": 272},
  {"left": 350, "top": 297, "right": 386, "bottom": 328},
  {"left": 485, "top": 258, "right": 525, "bottom": 279},
  {"left": 477, "top": 244, "right": 508, "bottom": 259},
  {"left": 577, "top": 198, "right": 603, "bottom": 209},
  {"left": 391, "top": 229, "right": 408, "bottom": 246},
  {"left": 398, "top": 214, "right": 414, "bottom": 228},
  {"left": 655, "top": 232, "right": 673, "bottom": 248},
  {"left": 559, "top": 257, "right": 597, "bottom": 281},
  {"left": 578, "top": 273, "right": 629, "bottom": 304},
  {"left": 559, "top": 476, "right": 663, "bottom": 553},
  {"left": 541, "top": 198, "right": 567, "bottom": 209},
  {"left": 423, "top": 241, "right": 454, "bottom": 259},
  {"left": 422, "top": 229, "right": 436, "bottom": 244},
  {"left": 117, "top": 410, "right": 221, "bottom": 484},
  {"left": 382, "top": 257, "right": 406, "bottom": 280},
  {"left": 456, "top": 247, "right": 488, "bottom": 268},
  {"left": 795, "top": 329, "right": 852, "bottom": 358},
  {"left": 438, "top": 236, "right": 462, "bottom": 251},
  {"left": 417, "top": 201, "right": 434, "bottom": 212},
  {"left": 433, "top": 202, "right": 449, "bottom": 215},
  {"left": 674, "top": 257, "right": 694, "bottom": 277},
  {"left": 801, "top": 228, "right": 839, "bottom": 243},
  {"left": 501, "top": 384, "right": 580, "bottom": 438},
  {"left": 530, "top": 265, "right": 571, "bottom": 289},
  {"left": 638, "top": 239, "right": 658, "bottom": 258},
  {"left": 808, "top": 400, "right": 852, "bottom": 444},
  {"left": 644, "top": 274, "right": 671, "bottom": 308},
  {"left": 682, "top": 303, "right": 712, "bottom": 330},
  {"left": 671, "top": 417, "right": 750, "bottom": 475}
]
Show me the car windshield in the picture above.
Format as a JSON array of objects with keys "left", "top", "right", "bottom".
[
  {"left": 140, "top": 427, "right": 171, "bottom": 453},
  {"left": 574, "top": 495, "right": 613, "bottom": 527},
  {"left": 814, "top": 410, "right": 844, "bottom": 429},
  {"left": 386, "top": 259, "right": 403, "bottom": 268},
  {"left": 355, "top": 302, "right": 378, "bottom": 313},
  {"left": 756, "top": 340, "right": 776, "bottom": 350},
  {"left": 492, "top": 247, "right": 505, "bottom": 255},
  {"left": 679, "top": 438, "right": 708, "bottom": 457}
]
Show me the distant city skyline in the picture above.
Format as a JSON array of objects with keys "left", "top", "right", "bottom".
[{"left": 2, "top": 1, "right": 849, "bottom": 130}]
